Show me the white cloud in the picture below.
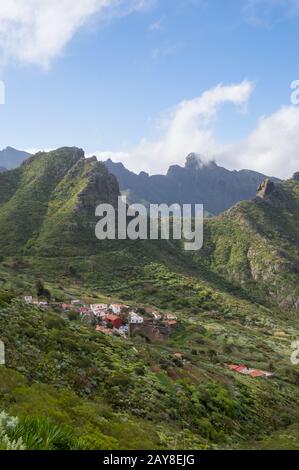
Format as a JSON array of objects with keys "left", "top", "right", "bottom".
[
  {"left": 220, "top": 106, "right": 299, "bottom": 178},
  {"left": 94, "top": 81, "right": 299, "bottom": 179},
  {"left": 0, "top": 0, "right": 153, "bottom": 68},
  {"left": 95, "top": 80, "right": 254, "bottom": 174}
]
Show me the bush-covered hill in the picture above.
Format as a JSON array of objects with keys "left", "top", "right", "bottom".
[
  {"left": 0, "top": 148, "right": 298, "bottom": 449},
  {"left": 195, "top": 176, "right": 299, "bottom": 312},
  {"left": 0, "top": 293, "right": 298, "bottom": 450}
]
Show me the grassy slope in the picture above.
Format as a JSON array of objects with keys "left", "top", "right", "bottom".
[
  {"left": 194, "top": 178, "right": 299, "bottom": 311},
  {"left": 0, "top": 149, "right": 298, "bottom": 449}
]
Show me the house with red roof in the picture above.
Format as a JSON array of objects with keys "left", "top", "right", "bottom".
[
  {"left": 227, "top": 364, "right": 273, "bottom": 378},
  {"left": 104, "top": 314, "right": 123, "bottom": 329}
]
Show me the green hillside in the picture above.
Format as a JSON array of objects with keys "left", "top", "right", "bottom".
[
  {"left": 195, "top": 176, "right": 299, "bottom": 312},
  {"left": 0, "top": 148, "right": 298, "bottom": 450}
]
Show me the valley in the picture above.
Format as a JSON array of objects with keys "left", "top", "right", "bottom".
[{"left": 0, "top": 148, "right": 298, "bottom": 450}]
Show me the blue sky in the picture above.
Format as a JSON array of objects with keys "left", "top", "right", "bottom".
[{"left": 0, "top": 0, "right": 299, "bottom": 177}]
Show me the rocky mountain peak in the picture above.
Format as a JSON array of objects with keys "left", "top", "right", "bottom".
[
  {"left": 185, "top": 153, "right": 204, "bottom": 169},
  {"left": 185, "top": 153, "right": 218, "bottom": 171},
  {"left": 256, "top": 178, "right": 276, "bottom": 198},
  {"left": 292, "top": 171, "right": 299, "bottom": 181}
]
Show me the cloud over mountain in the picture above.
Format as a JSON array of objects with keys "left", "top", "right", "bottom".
[{"left": 94, "top": 80, "right": 299, "bottom": 179}]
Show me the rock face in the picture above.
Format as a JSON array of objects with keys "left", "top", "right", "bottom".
[
  {"left": 104, "top": 154, "right": 280, "bottom": 215},
  {"left": 256, "top": 178, "right": 289, "bottom": 208},
  {"left": 77, "top": 157, "right": 119, "bottom": 215},
  {"left": 256, "top": 178, "right": 276, "bottom": 198},
  {"left": 129, "top": 322, "right": 174, "bottom": 343},
  {"left": 293, "top": 171, "right": 299, "bottom": 181}
]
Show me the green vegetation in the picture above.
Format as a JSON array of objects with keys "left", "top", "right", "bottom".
[{"left": 0, "top": 148, "right": 298, "bottom": 449}]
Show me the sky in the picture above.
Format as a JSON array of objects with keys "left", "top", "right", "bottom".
[{"left": 0, "top": 0, "right": 299, "bottom": 178}]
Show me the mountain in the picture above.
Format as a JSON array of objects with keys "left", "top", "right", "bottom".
[
  {"left": 196, "top": 174, "right": 299, "bottom": 310},
  {"left": 0, "top": 147, "right": 119, "bottom": 256},
  {"left": 0, "top": 166, "right": 6, "bottom": 172},
  {"left": 0, "top": 147, "right": 280, "bottom": 216},
  {"left": 104, "top": 153, "right": 280, "bottom": 215},
  {"left": 0, "top": 147, "right": 298, "bottom": 450},
  {"left": 0, "top": 146, "right": 31, "bottom": 170},
  {"left": 0, "top": 147, "right": 297, "bottom": 312}
]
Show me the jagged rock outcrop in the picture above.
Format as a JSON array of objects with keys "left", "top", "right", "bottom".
[
  {"left": 105, "top": 154, "right": 280, "bottom": 215},
  {"left": 256, "top": 178, "right": 276, "bottom": 198},
  {"left": 256, "top": 178, "right": 289, "bottom": 208}
]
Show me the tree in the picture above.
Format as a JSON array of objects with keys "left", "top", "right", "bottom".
[{"left": 36, "top": 280, "right": 51, "bottom": 300}]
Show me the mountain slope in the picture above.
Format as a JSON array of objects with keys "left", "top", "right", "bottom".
[
  {"left": 196, "top": 175, "right": 299, "bottom": 311},
  {"left": 0, "top": 148, "right": 298, "bottom": 450},
  {"left": 105, "top": 153, "right": 280, "bottom": 215},
  {"left": 0, "top": 147, "right": 31, "bottom": 170},
  {"left": 0, "top": 148, "right": 297, "bottom": 313},
  {"left": 0, "top": 147, "right": 119, "bottom": 255}
]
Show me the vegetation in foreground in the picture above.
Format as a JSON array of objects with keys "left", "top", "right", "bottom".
[{"left": 0, "top": 149, "right": 298, "bottom": 449}]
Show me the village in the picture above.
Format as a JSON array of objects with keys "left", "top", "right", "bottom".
[
  {"left": 22, "top": 296, "right": 275, "bottom": 379},
  {"left": 23, "top": 295, "right": 178, "bottom": 340}
]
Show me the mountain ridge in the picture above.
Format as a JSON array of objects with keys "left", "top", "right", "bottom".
[
  {"left": 0, "top": 146, "right": 32, "bottom": 170},
  {"left": 104, "top": 152, "right": 281, "bottom": 215}
]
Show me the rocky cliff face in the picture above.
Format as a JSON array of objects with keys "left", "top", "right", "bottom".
[
  {"left": 77, "top": 157, "right": 119, "bottom": 215},
  {"left": 105, "top": 154, "right": 280, "bottom": 215}
]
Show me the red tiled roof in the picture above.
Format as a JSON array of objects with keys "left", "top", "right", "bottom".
[
  {"left": 234, "top": 366, "right": 247, "bottom": 373},
  {"left": 249, "top": 370, "right": 267, "bottom": 378},
  {"left": 105, "top": 314, "right": 120, "bottom": 322}
]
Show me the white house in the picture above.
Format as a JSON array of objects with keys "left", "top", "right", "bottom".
[
  {"left": 24, "top": 296, "right": 33, "bottom": 304},
  {"left": 152, "top": 311, "right": 162, "bottom": 320},
  {"left": 165, "top": 313, "right": 177, "bottom": 321},
  {"left": 110, "top": 304, "right": 123, "bottom": 315},
  {"left": 91, "top": 304, "right": 108, "bottom": 311},
  {"left": 129, "top": 312, "right": 144, "bottom": 324}
]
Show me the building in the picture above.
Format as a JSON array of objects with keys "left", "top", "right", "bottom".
[
  {"left": 90, "top": 304, "right": 108, "bottom": 312},
  {"left": 151, "top": 311, "right": 162, "bottom": 321},
  {"left": 164, "top": 313, "right": 177, "bottom": 321},
  {"left": 129, "top": 312, "right": 144, "bottom": 324},
  {"left": 24, "top": 296, "right": 33, "bottom": 304},
  {"left": 90, "top": 304, "right": 108, "bottom": 318},
  {"left": 61, "top": 303, "right": 73, "bottom": 311},
  {"left": 227, "top": 364, "right": 274, "bottom": 378},
  {"left": 110, "top": 304, "right": 123, "bottom": 315},
  {"left": 78, "top": 307, "right": 90, "bottom": 314},
  {"left": 96, "top": 325, "right": 113, "bottom": 335},
  {"left": 104, "top": 315, "right": 123, "bottom": 329}
]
